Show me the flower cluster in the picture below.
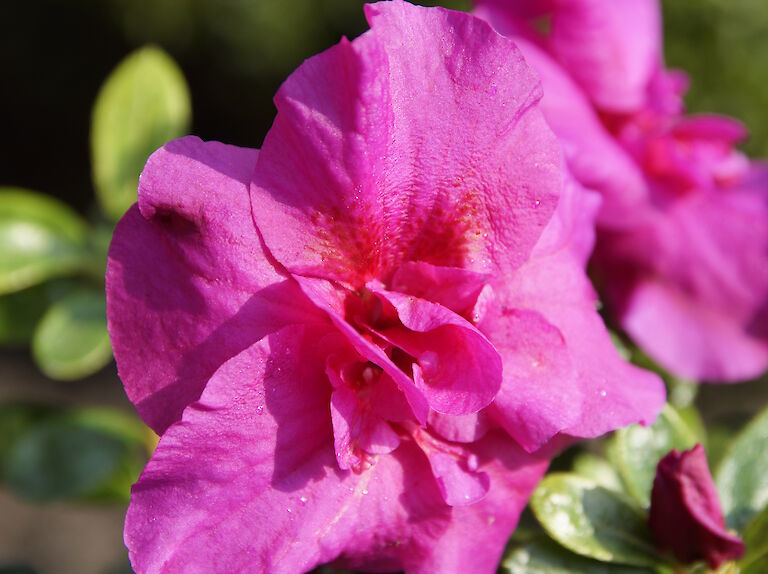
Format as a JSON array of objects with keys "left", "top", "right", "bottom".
[
  {"left": 475, "top": 0, "right": 768, "bottom": 382},
  {"left": 105, "top": 1, "right": 766, "bottom": 572}
]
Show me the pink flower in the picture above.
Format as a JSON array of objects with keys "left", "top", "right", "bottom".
[
  {"left": 476, "top": 0, "right": 768, "bottom": 382},
  {"left": 106, "top": 2, "right": 664, "bottom": 572},
  {"left": 649, "top": 445, "right": 745, "bottom": 569}
]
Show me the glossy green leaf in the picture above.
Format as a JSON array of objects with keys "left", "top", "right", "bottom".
[
  {"left": 0, "top": 188, "right": 89, "bottom": 294},
  {"left": 739, "top": 505, "right": 768, "bottom": 574},
  {"left": 571, "top": 453, "right": 624, "bottom": 493},
  {"left": 609, "top": 403, "right": 699, "bottom": 507},
  {"left": 716, "top": 406, "right": 768, "bottom": 531},
  {"left": 530, "top": 473, "right": 660, "bottom": 567},
  {"left": 91, "top": 46, "right": 191, "bottom": 220},
  {"left": 501, "top": 537, "right": 657, "bottom": 574},
  {"left": 31, "top": 289, "right": 112, "bottom": 380}
]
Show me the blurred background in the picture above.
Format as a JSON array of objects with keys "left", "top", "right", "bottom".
[{"left": 1, "top": 1, "right": 767, "bottom": 572}]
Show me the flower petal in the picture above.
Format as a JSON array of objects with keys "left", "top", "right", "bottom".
[
  {"left": 106, "top": 136, "right": 320, "bottom": 433},
  {"left": 126, "top": 326, "right": 549, "bottom": 574},
  {"left": 250, "top": 1, "right": 561, "bottom": 285},
  {"left": 548, "top": 0, "right": 663, "bottom": 113},
  {"left": 514, "top": 37, "right": 650, "bottom": 229},
  {"left": 369, "top": 285, "right": 503, "bottom": 416},
  {"left": 597, "top": 181, "right": 768, "bottom": 381},
  {"left": 500, "top": 180, "right": 666, "bottom": 438},
  {"left": 294, "top": 275, "right": 430, "bottom": 423},
  {"left": 481, "top": 306, "right": 581, "bottom": 452},
  {"left": 389, "top": 261, "right": 488, "bottom": 317}
]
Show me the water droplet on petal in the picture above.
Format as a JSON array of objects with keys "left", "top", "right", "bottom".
[
  {"left": 420, "top": 351, "right": 439, "bottom": 376},
  {"left": 299, "top": 496, "right": 307, "bottom": 505},
  {"left": 362, "top": 489, "right": 369, "bottom": 495},
  {"left": 466, "top": 454, "right": 479, "bottom": 472},
  {"left": 255, "top": 405, "right": 264, "bottom": 415},
  {"left": 600, "top": 390, "right": 607, "bottom": 398}
]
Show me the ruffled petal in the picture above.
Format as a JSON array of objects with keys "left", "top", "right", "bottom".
[
  {"left": 126, "top": 326, "right": 550, "bottom": 574},
  {"left": 250, "top": 1, "right": 561, "bottom": 285},
  {"left": 369, "top": 285, "right": 503, "bottom": 416},
  {"left": 499, "top": 178, "right": 666, "bottom": 438},
  {"left": 106, "top": 136, "right": 320, "bottom": 433}
]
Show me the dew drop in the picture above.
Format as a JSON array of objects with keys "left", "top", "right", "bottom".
[
  {"left": 534, "top": 198, "right": 541, "bottom": 207},
  {"left": 600, "top": 390, "right": 607, "bottom": 398},
  {"left": 420, "top": 351, "right": 439, "bottom": 375},
  {"left": 362, "top": 489, "right": 369, "bottom": 495},
  {"left": 466, "top": 454, "right": 479, "bottom": 472},
  {"left": 299, "top": 496, "right": 308, "bottom": 505},
  {"left": 255, "top": 405, "right": 264, "bottom": 415}
]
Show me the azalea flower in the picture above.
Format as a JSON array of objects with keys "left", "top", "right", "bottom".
[
  {"left": 106, "top": 2, "right": 663, "bottom": 572},
  {"left": 649, "top": 445, "right": 745, "bottom": 569},
  {"left": 475, "top": 0, "right": 768, "bottom": 382}
]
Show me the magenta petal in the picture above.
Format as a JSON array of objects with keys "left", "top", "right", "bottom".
[
  {"left": 411, "top": 427, "right": 489, "bottom": 507},
  {"left": 127, "top": 326, "right": 549, "bottom": 574},
  {"left": 330, "top": 385, "right": 400, "bottom": 470},
  {"left": 370, "top": 285, "right": 503, "bottom": 416},
  {"left": 621, "top": 280, "right": 768, "bottom": 382},
  {"left": 106, "top": 136, "right": 320, "bottom": 433},
  {"left": 481, "top": 307, "right": 581, "bottom": 452},
  {"left": 400, "top": 431, "right": 550, "bottom": 573},
  {"left": 513, "top": 37, "right": 651, "bottom": 229},
  {"left": 649, "top": 445, "right": 746, "bottom": 569},
  {"left": 250, "top": 1, "right": 561, "bottom": 284},
  {"left": 548, "top": 0, "right": 663, "bottom": 113},
  {"left": 389, "top": 261, "right": 489, "bottom": 316},
  {"left": 598, "top": 182, "right": 768, "bottom": 381},
  {"left": 295, "top": 275, "right": 430, "bottom": 422},
  {"left": 428, "top": 410, "right": 490, "bottom": 444}
]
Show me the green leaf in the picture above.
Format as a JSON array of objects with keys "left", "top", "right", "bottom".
[
  {"left": 571, "top": 453, "right": 624, "bottom": 493},
  {"left": 609, "top": 403, "right": 699, "bottom": 507},
  {"left": 500, "top": 537, "right": 657, "bottom": 574},
  {"left": 0, "top": 283, "right": 50, "bottom": 346},
  {"left": 31, "top": 288, "right": 112, "bottom": 381},
  {"left": 91, "top": 46, "right": 191, "bottom": 221},
  {"left": 1, "top": 407, "right": 148, "bottom": 503},
  {"left": 739, "top": 505, "right": 768, "bottom": 573},
  {"left": 530, "top": 473, "right": 660, "bottom": 567},
  {"left": 716, "top": 406, "right": 768, "bottom": 531},
  {"left": 0, "top": 188, "right": 89, "bottom": 294},
  {"left": 0, "top": 404, "right": 55, "bottom": 475},
  {"left": 3, "top": 417, "right": 127, "bottom": 501}
]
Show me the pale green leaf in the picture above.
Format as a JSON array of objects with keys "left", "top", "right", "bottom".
[
  {"left": 716, "top": 406, "right": 768, "bottom": 531},
  {"left": 530, "top": 473, "right": 660, "bottom": 567},
  {"left": 91, "top": 46, "right": 191, "bottom": 220},
  {"left": 31, "top": 289, "right": 112, "bottom": 380},
  {"left": 609, "top": 403, "right": 699, "bottom": 507},
  {"left": 0, "top": 188, "right": 89, "bottom": 294}
]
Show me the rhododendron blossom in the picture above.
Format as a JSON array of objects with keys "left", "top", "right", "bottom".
[
  {"left": 476, "top": 0, "right": 768, "bottom": 382},
  {"left": 106, "top": 2, "right": 664, "bottom": 572}
]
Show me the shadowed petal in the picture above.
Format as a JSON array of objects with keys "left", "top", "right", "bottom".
[{"left": 106, "top": 136, "right": 322, "bottom": 433}]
